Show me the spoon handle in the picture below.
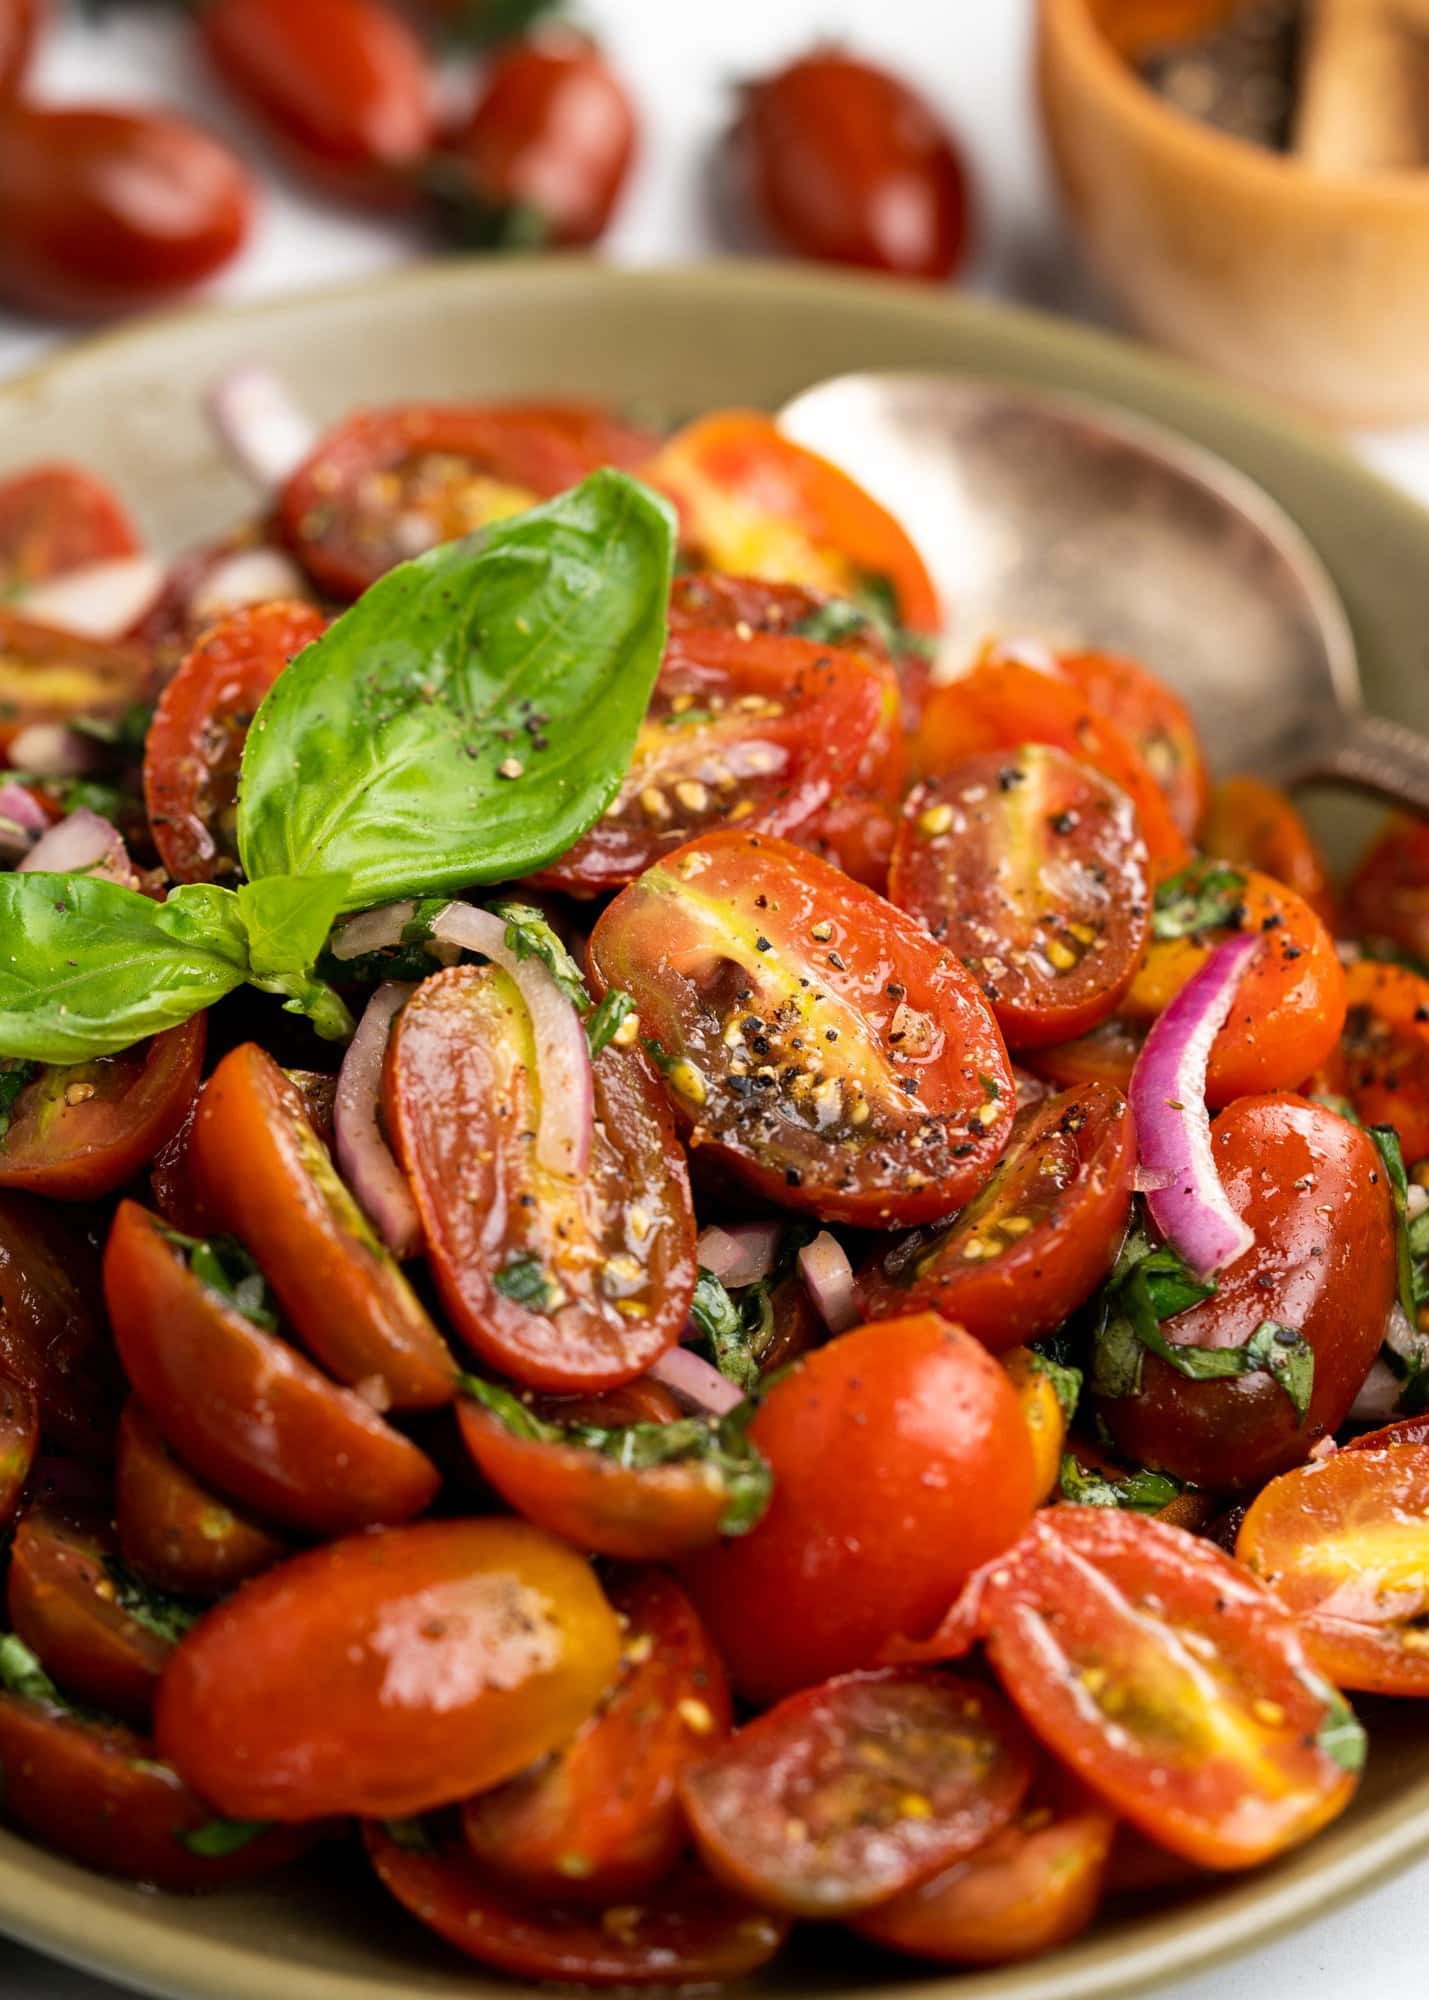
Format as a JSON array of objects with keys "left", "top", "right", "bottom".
[{"left": 1308, "top": 713, "right": 1429, "bottom": 815}]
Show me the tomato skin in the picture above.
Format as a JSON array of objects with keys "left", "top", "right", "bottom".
[
  {"left": 682, "top": 1668, "right": 1033, "bottom": 1918},
  {"left": 1339, "top": 958, "right": 1429, "bottom": 1164},
  {"left": 681, "top": 1314, "right": 1037, "bottom": 1703},
  {"left": 365, "top": 1830, "right": 789, "bottom": 1987},
  {"left": 1345, "top": 814, "right": 1429, "bottom": 967},
  {"left": 116, "top": 1400, "right": 287, "bottom": 1600},
  {"left": 155, "top": 1518, "right": 622, "bottom": 1820},
  {"left": 889, "top": 747, "right": 1151, "bottom": 1049},
  {"left": 859, "top": 1085, "right": 1133, "bottom": 1351},
  {"left": 1202, "top": 776, "right": 1336, "bottom": 930},
  {"left": 144, "top": 600, "right": 325, "bottom": 884},
  {"left": 462, "top": 1569, "right": 731, "bottom": 1902},
  {"left": 589, "top": 832, "right": 1016, "bottom": 1229},
  {"left": 192, "top": 1043, "right": 456, "bottom": 1412},
  {"left": 1003, "top": 1349, "right": 1069, "bottom": 1502},
  {"left": 201, "top": 0, "right": 434, "bottom": 201},
  {"left": 0, "top": 462, "right": 136, "bottom": 593},
  {"left": 0, "top": 0, "right": 41, "bottom": 97},
  {"left": 7, "top": 1506, "right": 172, "bottom": 1725},
  {"left": 0, "top": 1371, "right": 38, "bottom": 1529},
  {"left": 1237, "top": 1446, "right": 1429, "bottom": 1696},
  {"left": 0, "top": 608, "right": 152, "bottom": 755},
  {"left": 449, "top": 31, "right": 635, "bottom": 248},
  {"left": 0, "top": 1019, "right": 205, "bottom": 1201},
  {"left": 103, "top": 1200, "right": 440, "bottom": 1537},
  {"left": 0, "top": 104, "right": 252, "bottom": 317},
  {"left": 737, "top": 50, "right": 969, "bottom": 281},
  {"left": 280, "top": 401, "right": 657, "bottom": 600},
  {"left": 386, "top": 969, "right": 695, "bottom": 1393},
  {"left": 942, "top": 1509, "right": 1360, "bottom": 1869},
  {"left": 0, "top": 1195, "right": 119, "bottom": 1462},
  {"left": 1099, "top": 1096, "right": 1394, "bottom": 1492},
  {"left": 1347, "top": 1414, "right": 1429, "bottom": 1451},
  {"left": 1055, "top": 649, "right": 1209, "bottom": 840}
]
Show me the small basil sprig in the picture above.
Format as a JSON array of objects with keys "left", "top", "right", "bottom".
[
  {"left": 1058, "top": 1453, "right": 1182, "bottom": 1513},
  {"left": 689, "top": 1269, "right": 762, "bottom": 1393},
  {"left": 488, "top": 900, "right": 637, "bottom": 1058},
  {"left": 1152, "top": 861, "right": 1247, "bottom": 942}
]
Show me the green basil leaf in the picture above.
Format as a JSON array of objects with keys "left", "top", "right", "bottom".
[
  {"left": 488, "top": 899, "right": 589, "bottom": 1008},
  {"left": 1027, "top": 1350, "right": 1083, "bottom": 1423},
  {"left": 178, "top": 1817, "right": 272, "bottom": 1858},
  {"left": 0, "top": 1632, "right": 63, "bottom": 1707},
  {"left": 689, "top": 1269, "right": 762, "bottom": 1392},
  {"left": 101, "top": 1558, "right": 199, "bottom": 1647},
  {"left": 1151, "top": 861, "right": 1247, "bottom": 941},
  {"left": 1091, "top": 1312, "right": 1146, "bottom": 1400},
  {"left": 161, "top": 1227, "right": 279, "bottom": 1332},
  {"left": 236, "top": 873, "right": 355, "bottom": 1041},
  {"left": 492, "top": 1254, "right": 567, "bottom": 1313},
  {"left": 1058, "top": 1453, "right": 1182, "bottom": 1512},
  {"left": 1313, "top": 1682, "right": 1367, "bottom": 1773},
  {"left": 0, "top": 875, "right": 250, "bottom": 1063},
  {"left": 1133, "top": 1314, "right": 1314, "bottom": 1421},
  {"left": 585, "top": 989, "right": 635, "bottom": 1058},
  {"left": 237, "top": 471, "right": 676, "bottom": 908},
  {"left": 1369, "top": 1123, "right": 1421, "bottom": 1325}
]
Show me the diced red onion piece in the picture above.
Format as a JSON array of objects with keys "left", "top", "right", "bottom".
[
  {"left": 329, "top": 900, "right": 421, "bottom": 961},
  {"left": 797, "top": 1229, "right": 860, "bottom": 1333},
  {"left": 17, "top": 807, "right": 137, "bottom": 887},
  {"left": 647, "top": 1344, "right": 745, "bottom": 1417},
  {"left": 0, "top": 782, "right": 48, "bottom": 834},
  {"left": 334, "top": 981, "right": 422, "bottom": 1261},
  {"left": 19, "top": 556, "right": 163, "bottom": 640},
  {"left": 6, "top": 723, "right": 102, "bottom": 778},
  {"left": 431, "top": 903, "right": 592, "bottom": 1181},
  {"left": 1129, "top": 932, "right": 1261, "bottom": 1281},
  {"left": 189, "top": 546, "right": 309, "bottom": 625},
  {"left": 207, "top": 365, "right": 318, "bottom": 490},
  {"left": 697, "top": 1221, "right": 781, "bottom": 1288}
]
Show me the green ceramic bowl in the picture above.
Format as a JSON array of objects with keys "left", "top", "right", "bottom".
[{"left": 2, "top": 257, "right": 1428, "bottom": 2000}]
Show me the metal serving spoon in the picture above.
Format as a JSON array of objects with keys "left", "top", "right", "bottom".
[{"left": 778, "top": 372, "right": 1429, "bottom": 812}]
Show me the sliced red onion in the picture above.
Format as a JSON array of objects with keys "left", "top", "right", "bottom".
[
  {"left": 697, "top": 1222, "right": 781, "bottom": 1289},
  {"left": 6, "top": 723, "right": 102, "bottom": 778},
  {"left": 189, "top": 546, "right": 309, "bottom": 625},
  {"left": 1350, "top": 1357, "right": 1404, "bottom": 1425},
  {"left": 207, "top": 366, "right": 318, "bottom": 491},
  {"left": 330, "top": 899, "right": 420, "bottom": 961},
  {"left": 1131, "top": 1164, "right": 1175, "bottom": 1194},
  {"left": 431, "top": 903, "right": 592, "bottom": 1181},
  {"left": 647, "top": 1344, "right": 745, "bottom": 1417},
  {"left": 1129, "top": 931, "right": 1261, "bottom": 1282},
  {"left": 335, "top": 982, "right": 422, "bottom": 1261},
  {"left": 798, "top": 1229, "right": 860, "bottom": 1333},
  {"left": 0, "top": 783, "right": 48, "bottom": 835},
  {"left": 18, "top": 556, "right": 164, "bottom": 640},
  {"left": 18, "top": 807, "right": 136, "bottom": 887}
]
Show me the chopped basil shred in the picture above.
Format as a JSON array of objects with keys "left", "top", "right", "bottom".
[
  {"left": 101, "top": 1558, "right": 200, "bottom": 1647},
  {"left": 489, "top": 900, "right": 589, "bottom": 1010},
  {"left": 1370, "top": 1123, "right": 1422, "bottom": 1326},
  {"left": 1058, "top": 1454, "right": 1182, "bottom": 1513},
  {"left": 492, "top": 1254, "right": 567, "bottom": 1314},
  {"left": 160, "top": 1227, "right": 279, "bottom": 1332},
  {"left": 1151, "top": 861, "right": 1247, "bottom": 942},
  {"left": 585, "top": 989, "right": 636, "bottom": 1058},
  {"left": 689, "top": 1269, "right": 762, "bottom": 1392},
  {"left": 0, "top": 1632, "right": 63, "bottom": 1707},
  {"left": 1313, "top": 1683, "right": 1367, "bottom": 1774},
  {"left": 178, "top": 1817, "right": 273, "bottom": 1858},
  {"left": 0, "top": 1060, "right": 37, "bottom": 1145},
  {"left": 1027, "top": 1349, "right": 1083, "bottom": 1424},
  {"left": 793, "top": 574, "right": 934, "bottom": 662}
]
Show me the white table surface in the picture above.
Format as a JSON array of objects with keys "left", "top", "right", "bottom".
[{"left": 1, "top": 3, "right": 1426, "bottom": 1996}]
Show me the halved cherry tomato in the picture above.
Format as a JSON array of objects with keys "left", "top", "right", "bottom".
[
  {"left": 444, "top": 30, "right": 636, "bottom": 248},
  {"left": 1347, "top": 1414, "right": 1429, "bottom": 1451},
  {"left": 1237, "top": 1446, "right": 1429, "bottom": 1696},
  {"left": 0, "top": 103, "right": 253, "bottom": 318},
  {"left": 0, "top": 1194, "right": 118, "bottom": 1461},
  {"left": 462, "top": 1569, "right": 730, "bottom": 1900},
  {"left": 129, "top": 526, "right": 314, "bottom": 679},
  {"left": 0, "top": 1689, "right": 313, "bottom": 1890},
  {"left": 1097, "top": 1096, "right": 1394, "bottom": 1492},
  {"left": 643, "top": 412, "right": 940, "bottom": 649},
  {"left": 1004, "top": 1349, "right": 1071, "bottom": 1502},
  {"left": 144, "top": 600, "right": 325, "bottom": 885},
  {"left": 682, "top": 1668, "right": 1031, "bottom": 1918},
  {"left": 1056, "top": 648, "right": 1209, "bottom": 840},
  {"left": 533, "top": 611, "right": 901, "bottom": 896},
  {"left": 0, "top": 463, "right": 137, "bottom": 594},
  {"left": 889, "top": 747, "right": 1150, "bottom": 1049},
  {"left": 365, "top": 1829, "right": 788, "bottom": 1987},
  {"left": 280, "top": 401, "right": 657, "bottom": 600},
  {"left": 853, "top": 1767, "right": 1115, "bottom": 1964},
  {"left": 859, "top": 1084, "right": 1133, "bottom": 1350},
  {"left": 735, "top": 48, "right": 969, "bottom": 281},
  {"left": 150, "top": 1062, "right": 336, "bottom": 1239},
  {"left": 932, "top": 1509, "right": 1361, "bottom": 1868},
  {"left": 0, "top": 609, "right": 151, "bottom": 757},
  {"left": 8, "top": 1506, "right": 175, "bottom": 1724},
  {"left": 589, "top": 832, "right": 1015, "bottom": 1228},
  {"left": 682, "top": 1314, "right": 1037, "bottom": 1702},
  {"left": 0, "top": 1370, "right": 37, "bottom": 1528},
  {"left": 192, "top": 1043, "right": 455, "bottom": 1410},
  {"left": 1345, "top": 814, "right": 1429, "bottom": 968},
  {"left": 200, "top": 0, "right": 434, "bottom": 202},
  {"left": 103, "top": 1200, "right": 440, "bottom": 1536},
  {"left": 385, "top": 970, "right": 695, "bottom": 1392},
  {"left": 115, "top": 1400, "right": 288, "bottom": 1600},
  {"left": 0, "top": 1017, "right": 204, "bottom": 1201},
  {"left": 156, "top": 1518, "right": 622, "bottom": 1819},
  {"left": 1201, "top": 775, "right": 1336, "bottom": 929},
  {"left": 1024, "top": 1014, "right": 1146, "bottom": 1097},
  {"left": 912, "top": 653, "right": 1190, "bottom": 880},
  {"left": 1338, "top": 958, "right": 1429, "bottom": 1164}
]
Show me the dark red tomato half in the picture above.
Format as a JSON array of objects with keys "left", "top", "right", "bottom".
[
  {"left": 1096, "top": 1095, "right": 1396, "bottom": 1493},
  {"left": 0, "top": 1194, "right": 119, "bottom": 1461},
  {"left": 462, "top": 1568, "right": 731, "bottom": 1902},
  {"left": 144, "top": 600, "right": 325, "bottom": 885},
  {"left": 681, "top": 1669, "right": 1032, "bottom": 1918},
  {"left": 279, "top": 401, "right": 658, "bottom": 599},
  {"left": 589, "top": 832, "right": 1015, "bottom": 1228},
  {"left": 0, "top": 1370, "right": 38, "bottom": 1530},
  {"left": 1345, "top": 814, "right": 1429, "bottom": 968},
  {"left": 1339, "top": 958, "right": 1429, "bottom": 1165},
  {"left": 384, "top": 967, "right": 696, "bottom": 1391},
  {"left": 0, "top": 103, "right": 253, "bottom": 318},
  {"left": 1055, "top": 648, "right": 1209, "bottom": 841},
  {"left": 858, "top": 1082, "right": 1133, "bottom": 1351},
  {"left": 0, "top": 1017, "right": 204, "bottom": 1201},
  {"left": 889, "top": 745, "right": 1151, "bottom": 1049},
  {"left": 0, "top": 462, "right": 137, "bottom": 594},
  {"left": 0, "top": 609, "right": 152, "bottom": 756},
  {"left": 736, "top": 49, "right": 969, "bottom": 281},
  {"left": 364, "top": 1831, "right": 789, "bottom": 1989},
  {"left": 8, "top": 1505, "right": 175, "bottom": 1724},
  {"left": 116, "top": 1399, "right": 288, "bottom": 1601}
]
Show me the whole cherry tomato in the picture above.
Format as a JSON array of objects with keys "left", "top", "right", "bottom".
[
  {"left": 1201, "top": 775, "right": 1336, "bottom": 930},
  {"left": 443, "top": 30, "right": 636, "bottom": 249},
  {"left": 0, "top": 1194, "right": 119, "bottom": 1461},
  {"left": 0, "top": 609, "right": 152, "bottom": 758},
  {"left": 8, "top": 1506, "right": 175, "bottom": 1724},
  {"left": 0, "top": 0, "right": 41, "bottom": 98},
  {"left": 155, "top": 1518, "right": 622, "bottom": 1819},
  {"left": 200, "top": 0, "right": 434, "bottom": 202},
  {"left": 1339, "top": 958, "right": 1429, "bottom": 1164},
  {"left": 1345, "top": 813, "right": 1429, "bottom": 967},
  {"left": 0, "top": 104, "right": 252, "bottom": 318},
  {"left": 681, "top": 1313, "right": 1037, "bottom": 1702},
  {"left": 0, "top": 463, "right": 137, "bottom": 594},
  {"left": 736, "top": 48, "right": 969, "bottom": 281},
  {"left": 1096, "top": 1097, "right": 1395, "bottom": 1492},
  {"left": 115, "top": 1400, "right": 287, "bottom": 1601}
]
